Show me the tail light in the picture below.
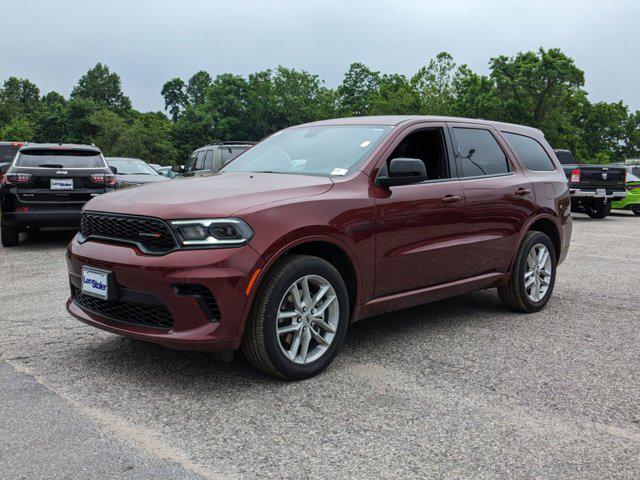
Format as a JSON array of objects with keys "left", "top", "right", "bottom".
[
  {"left": 11, "top": 142, "right": 24, "bottom": 148},
  {"left": 570, "top": 169, "right": 581, "bottom": 183},
  {"left": 2, "top": 173, "right": 32, "bottom": 185},
  {"left": 91, "top": 174, "right": 117, "bottom": 186}
]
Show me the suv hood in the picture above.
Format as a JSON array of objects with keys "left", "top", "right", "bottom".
[{"left": 85, "top": 172, "right": 334, "bottom": 218}]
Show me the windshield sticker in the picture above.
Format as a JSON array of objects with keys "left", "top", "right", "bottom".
[
  {"left": 331, "top": 168, "right": 348, "bottom": 176},
  {"left": 360, "top": 140, "right": 372, "bottom": 148}
]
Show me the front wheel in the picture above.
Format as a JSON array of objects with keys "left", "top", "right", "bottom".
[
  {"left": 1, "top": 221, "right": 19, "bottom": 247},
  {"left": 584, "top": 200, "right": 611, "bottom": 219},
  {"left": 499, "top": 231, "right": 557, "bottom": 313},
  {"left": 632, "top": 206, "right": 640, "bottom": 216},
  {"left": 242, "top": 254, "right": 349, "bottom": 380}
]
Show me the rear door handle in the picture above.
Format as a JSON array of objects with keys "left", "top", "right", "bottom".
[
  {"left": 441, "top": 194, "right": 462, "bottom": 204},
  {"left": 515, "top": 187, "right": 531, "bottom": 196}
]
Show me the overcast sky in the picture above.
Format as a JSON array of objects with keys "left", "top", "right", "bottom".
[{"left": 2, "top": 0, "right": 638, "bottom": 112}]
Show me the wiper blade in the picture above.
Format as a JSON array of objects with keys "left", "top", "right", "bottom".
[
  {"left": 38, "top": 163, "right": 64, "bottom": 168},
  {"left": 252, "top": 170, "right": 283, "bottom": 174}
]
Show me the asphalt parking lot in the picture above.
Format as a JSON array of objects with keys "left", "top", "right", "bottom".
[{"left": 1, "top": 212, "right": 639, "bottom": 479}]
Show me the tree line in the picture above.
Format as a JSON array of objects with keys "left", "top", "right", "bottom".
[{"left": 1, "top": 48, "right": 638, "bottom": 165}]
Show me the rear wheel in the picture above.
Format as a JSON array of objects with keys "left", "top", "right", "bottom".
[
  {"left": 1, "top": 221, "right": 19, "bottom": 247},
  {"left": 632, "top": 206, "right": 640, "bottom": 216},
  {"left": 242, "top": 254, "right": 349, "bottom": 380},
  {"left": 584, "top": 200, "right": 611, "bottom": 219},
  {"left": 499, "top": 231, "right": 557, "bottom": 313}
]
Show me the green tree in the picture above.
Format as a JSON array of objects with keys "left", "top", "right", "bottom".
[
  {"left": 88, "top": 109, "right": 128, "bottom": 154},
  {"left": 0, "top": 77, "right": 41, "bottom": 124},
  {"left": 337, "top": 63, "right": 380, "bottom": 116},
  {"left": 113, "top": 112, "right": 178, "bottom": 165},
  {"left": 489, "top": 48, "right": 586, "bottom": 148},
  {"left": 0, "top": 117, "right": 36, "bottom": 141},
  {"left": 412, "top": 52, "right": 457, "bottom": 115},
  {"left": 161, "top": 78, "right": 188, "bottom": 121},
  {"left": 186, "top": 71, "right": 212, "bottom": 106},
  {"left": 71, "top": 63, "right": 132, "bottom": 112}
]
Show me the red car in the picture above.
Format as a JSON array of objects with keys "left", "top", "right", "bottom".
[{"left": 66, "top": 116, "right": 572, "bottom": 379}]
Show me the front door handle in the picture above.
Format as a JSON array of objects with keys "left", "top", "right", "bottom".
[
  {"left": 441, "top": 194, "right": 462, "bottom": 204},
  {"left": 515, "top": 187, "right": 531, "bottom": 196}
]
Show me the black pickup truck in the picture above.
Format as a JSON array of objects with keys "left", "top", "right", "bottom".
[{"left": 554, "top": 149, "right": 627, "bottom": 218}]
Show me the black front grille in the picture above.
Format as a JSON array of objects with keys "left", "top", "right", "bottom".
[
  {"left": 173, "top": 284, "right": 221, "bottom": 321},
  {"left": 80, "top": 211, "right": 176, "bottom": 254},
  {"left": 72, "top": 286, "right": 173, "bottom": 329}
]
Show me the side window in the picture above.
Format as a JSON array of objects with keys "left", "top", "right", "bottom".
[
  {"left": 453, "top": 128, "right": 510, "bottom": 178},
  {"left": 503, "top": 132, "right": 555, "bottom": 171},
  {"left": 185, "top": 154, "right": 197, "bottom": 171},
  {"left": 193, "top": 151, "right": 206, "bottom": 171},
  {"left": 387, "top": 129, "right": 450, "bottom": 182},
  {"left": 203, "top": 150, "right": 214, "bottom": 171}
]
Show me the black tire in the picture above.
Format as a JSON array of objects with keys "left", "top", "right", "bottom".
[
  {"left": 1, "top": 221, "right": 19, "bottom": 247},
  {"left": 498, "top": 231, "right": 557, "bottom": 313},
  {"left": 632, "top": 207, "right": 640, "bottom": 216},
  {"left": 241, "top": 254, "right": 349, "bottom": 380},
  {"left": 584, "top": 200, "right": 611, "bottom": 219}
]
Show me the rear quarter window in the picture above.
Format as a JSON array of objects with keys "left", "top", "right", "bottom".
[
  {"left": 503, "top": 132, "right": 556, "bottom": 171},
  {"left": 453, "top": 128, "right": 511, "bottom": 177}
]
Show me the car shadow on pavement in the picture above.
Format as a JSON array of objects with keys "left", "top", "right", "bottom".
[
  {"left": 14, "top": 229, "right": 77, "bottom": 248},
  {"left": 72, "top": 289, "right": 511, "bottom": 390}
]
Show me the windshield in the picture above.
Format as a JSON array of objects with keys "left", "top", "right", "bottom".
[
  {"left": 107, "top": 158, "right": 159, "bottom": 175},
  {"left": 222, "top": 125, "right": 392, "bottom": 176},
  {"left": 15, "top": 149, "right": 106, "bottom": 168}
]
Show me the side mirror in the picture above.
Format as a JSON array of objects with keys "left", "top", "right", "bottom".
[
  {"left": 171, "top": 164, "right": 185, "bottom": 173},
  {"left": 0, "top": 164, "right": 9, "bottom": 175},
  {"left": 376, "top": 158, "right": 427, "bottom": 187},
  {"left": 109, "top": 166, "right": 118, "bottom": 174}
]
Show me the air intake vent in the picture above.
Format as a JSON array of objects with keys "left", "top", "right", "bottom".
[{"left": 173, "top": 284, "right": 221, "bottom": 322}]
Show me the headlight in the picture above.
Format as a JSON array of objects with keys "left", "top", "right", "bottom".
[{"left": 170, "top": 218, "right": 253, "bottom": 248}]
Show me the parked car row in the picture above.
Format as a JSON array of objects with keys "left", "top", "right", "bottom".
[{"left": 0, "top": 141, "right": 255, "bottom": 246}]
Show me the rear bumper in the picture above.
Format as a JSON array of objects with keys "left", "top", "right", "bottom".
[
  {"left": 2, "top": 208, "right": 81, "bottom": 228},
  {"left": 569, "top": 189, "right": 626, "bottom": 200},
  {"left": 65, "top": 235, "right": 262, "bottom": 351}
]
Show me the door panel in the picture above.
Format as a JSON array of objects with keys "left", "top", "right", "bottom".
[
  {"left": 449, "top": 123, "right": 536, "bottom": 276},
  {"left": 374, "top": 181, "right": 466, "bottom": 297},
  {"left": 373, "top": 123, "right": 466, "bottom": 298}
]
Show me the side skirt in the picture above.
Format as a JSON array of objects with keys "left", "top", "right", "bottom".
[{"left": 353, "top": 272, "right": 507, "bottom": 322}]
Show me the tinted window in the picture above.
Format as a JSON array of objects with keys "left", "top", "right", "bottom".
[
  {"left": 15, "top": 149, "right": 105, "bottom": 168},
  {"left": 503, "top": 133, "right": 555, "bottom": 171},
  {"left": 0, "top": 145, "right": 20, "bottom": 162},
  {"left": 204, "top": 150, "right": 214, "bottom": 170},
  {"left": 454, "top": 128, "right": 510, "bottom": 177},
  {"left": 555, "top": 150, "right": 575, "bottom": 165},
  {"left": 192, "top": 151, "right": 206, "bottom": 171}
]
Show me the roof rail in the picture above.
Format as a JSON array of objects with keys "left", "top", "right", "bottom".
[{"left": 216, "top": 141, "right": 256, "bottom": 146}]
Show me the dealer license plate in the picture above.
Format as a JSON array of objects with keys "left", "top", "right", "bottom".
[
  {"left": 50, "top": 178, "right": 73, "bottom": 190},
  {"left": 81, "top": 267, "right": 109, "bottom": 300}
]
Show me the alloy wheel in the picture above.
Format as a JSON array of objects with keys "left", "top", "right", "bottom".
[
  {"left": 276, "top": 275, "right": 339, "bottom": 364},
  {"left": 524, "top": 243, "right": 553, "bottom": 302}
]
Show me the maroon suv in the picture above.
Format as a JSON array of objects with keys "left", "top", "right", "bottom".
[{"left": 66, "top": 116, "right": 572, "bottom": 379}]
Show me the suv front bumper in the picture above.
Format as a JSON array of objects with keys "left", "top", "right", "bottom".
[{"left": 66, "top": 235, "right": 262, "bottom": 351}]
